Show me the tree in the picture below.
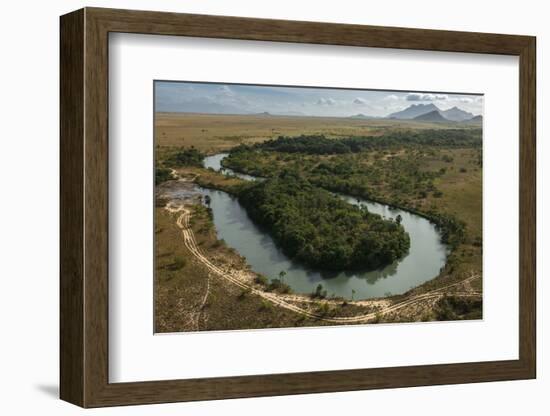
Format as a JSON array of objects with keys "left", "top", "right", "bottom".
[
  {"left": 351, "top": 288, "right": 356, "bottom": 302},
  {"left": 279, "top": 270, "right": 287, "bottom": 285},
  {"left": 314, "top": 284, "right": 324, "bottom": 299}
]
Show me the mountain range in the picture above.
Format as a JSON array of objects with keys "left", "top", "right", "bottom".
[
  {"left": 388, "top": 103, "right": 478, "bottom": 122},
  {"left": 252, "top": 104, "right": 481, "bottom": 123},
  {"left": 413, "top": 110, "right": 448, "bottom": 122}
]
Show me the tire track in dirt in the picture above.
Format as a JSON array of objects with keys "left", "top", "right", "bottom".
[{"left": 166, "top": 203, "right": 480, "bottom": 324}]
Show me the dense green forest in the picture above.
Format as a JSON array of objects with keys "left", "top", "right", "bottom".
[
  {"left": 164, "top": 147, "right": 205, "bottom": 167},
  {"left": 224, "top": 138, "right": 472, "bottom": 249},
  {"left": 238, "top": 172, "right": 410, "bottom": 270},
  {"left": 224, "top": 144, "right": 443, "bottom": 203},
  {"left": 231, "top": 129, "right": 481, "bottom": 155}
]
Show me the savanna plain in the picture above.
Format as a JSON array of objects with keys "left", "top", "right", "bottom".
[{"left": 154, "top": 112, "right": 483, "bottom": 332}]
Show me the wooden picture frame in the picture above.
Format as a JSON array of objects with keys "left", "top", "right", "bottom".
[{"left": 60, "top": 7, "right": 536, "bottom": 408}]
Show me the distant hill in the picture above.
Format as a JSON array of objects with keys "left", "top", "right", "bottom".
[
  {"left": 253, "top": 111, "right": 310, "bottom": 117},
  {"left": 349, "top": 113, "right": 376, "bottom": 119},
  {"left": 413, "top": 110, "right": 448, "bottom": 122},
  {"left": 441, "top": 106, "right": 474, "bottom": 122},
  {"left": 463, "top": 115, "right": 483, "bottom": 124},
  {"left": 388, "top": 103, "right": 440, "bottom": 119}
]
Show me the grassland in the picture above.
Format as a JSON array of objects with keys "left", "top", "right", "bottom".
[
  {"left": 155, "top": 112, "right": 482, "bottom": 331},
  {"left": 155, "top": 205, "right": 319, "bottom": 331},
  {"left": 155, "top": 112, "right": 465, "bottom": 153}
]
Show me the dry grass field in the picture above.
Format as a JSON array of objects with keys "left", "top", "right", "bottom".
[
  {"left": 155, "top": 112, "right": 459, "bottom": 153},
  {"left": 155, "top": 206, "right": 320, "bottom": 332},
  {"left": 154, "top": 111, "right": 483, "bottom": 331}
]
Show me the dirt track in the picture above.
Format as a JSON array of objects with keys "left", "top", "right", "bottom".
[{"left": 166, "top": 203, "right": 481, "bottom": 324}]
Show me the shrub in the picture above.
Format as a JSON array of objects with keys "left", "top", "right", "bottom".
[
  {"left": 238, "top": 287, "right": 251, "bottom": 300},
  {"left": 254, "top": 275, "right": 268, "bottom": 286},
  {"left": 371, "top": 313, "right": 382, "bottom": 323},
  {"left": 311, "top": 283, "right": 328, "bottom": 299},
  {"left": 211, "top": 239, "right": 224, "bottom": 248},
  {"left": 259, "top": 299, "right": 273, "bottom": 311},
  {"left": 278, "top": 283, "right": 292, "bottom": 294},
  {"left": 435, "top": 295, "right": 482, "bottom": 321},
  {"left": 265, "top": 278, "right": 292, "bottom": 294},
  {"left": 317, "top": 302, "right": 331, "bottom": 316},
  {"left": 155, "top": 167, "right": 174, "bottom": 185},
  {"left": 167, "top": 256, "right": 186, "bottom": 271}
]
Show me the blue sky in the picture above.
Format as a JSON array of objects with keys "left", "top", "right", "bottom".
[{"left": 155, "top": 81, "right": 483, "bottom": 117}]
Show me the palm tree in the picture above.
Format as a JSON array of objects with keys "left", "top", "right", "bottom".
[{"left": 279, "top": 270, "right": 287, "bottom": 285}]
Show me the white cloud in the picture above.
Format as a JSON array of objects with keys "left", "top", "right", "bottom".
[
  {"left": 406, "top": 93, "right": 448, "bottom": 101},
  {"left": 316, "top": 97, "right": 337, "bottom": 106},
  {"left": 383, "top": 94, "right": 400, "bottom": 101}
]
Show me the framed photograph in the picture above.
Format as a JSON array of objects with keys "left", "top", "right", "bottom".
[{"left": 60, "top": 7, "right": 536, "bottom": 407}]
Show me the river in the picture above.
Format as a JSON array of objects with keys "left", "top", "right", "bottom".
[{"left": 195, "top": 153, "right": 447, "bottom": 300}]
